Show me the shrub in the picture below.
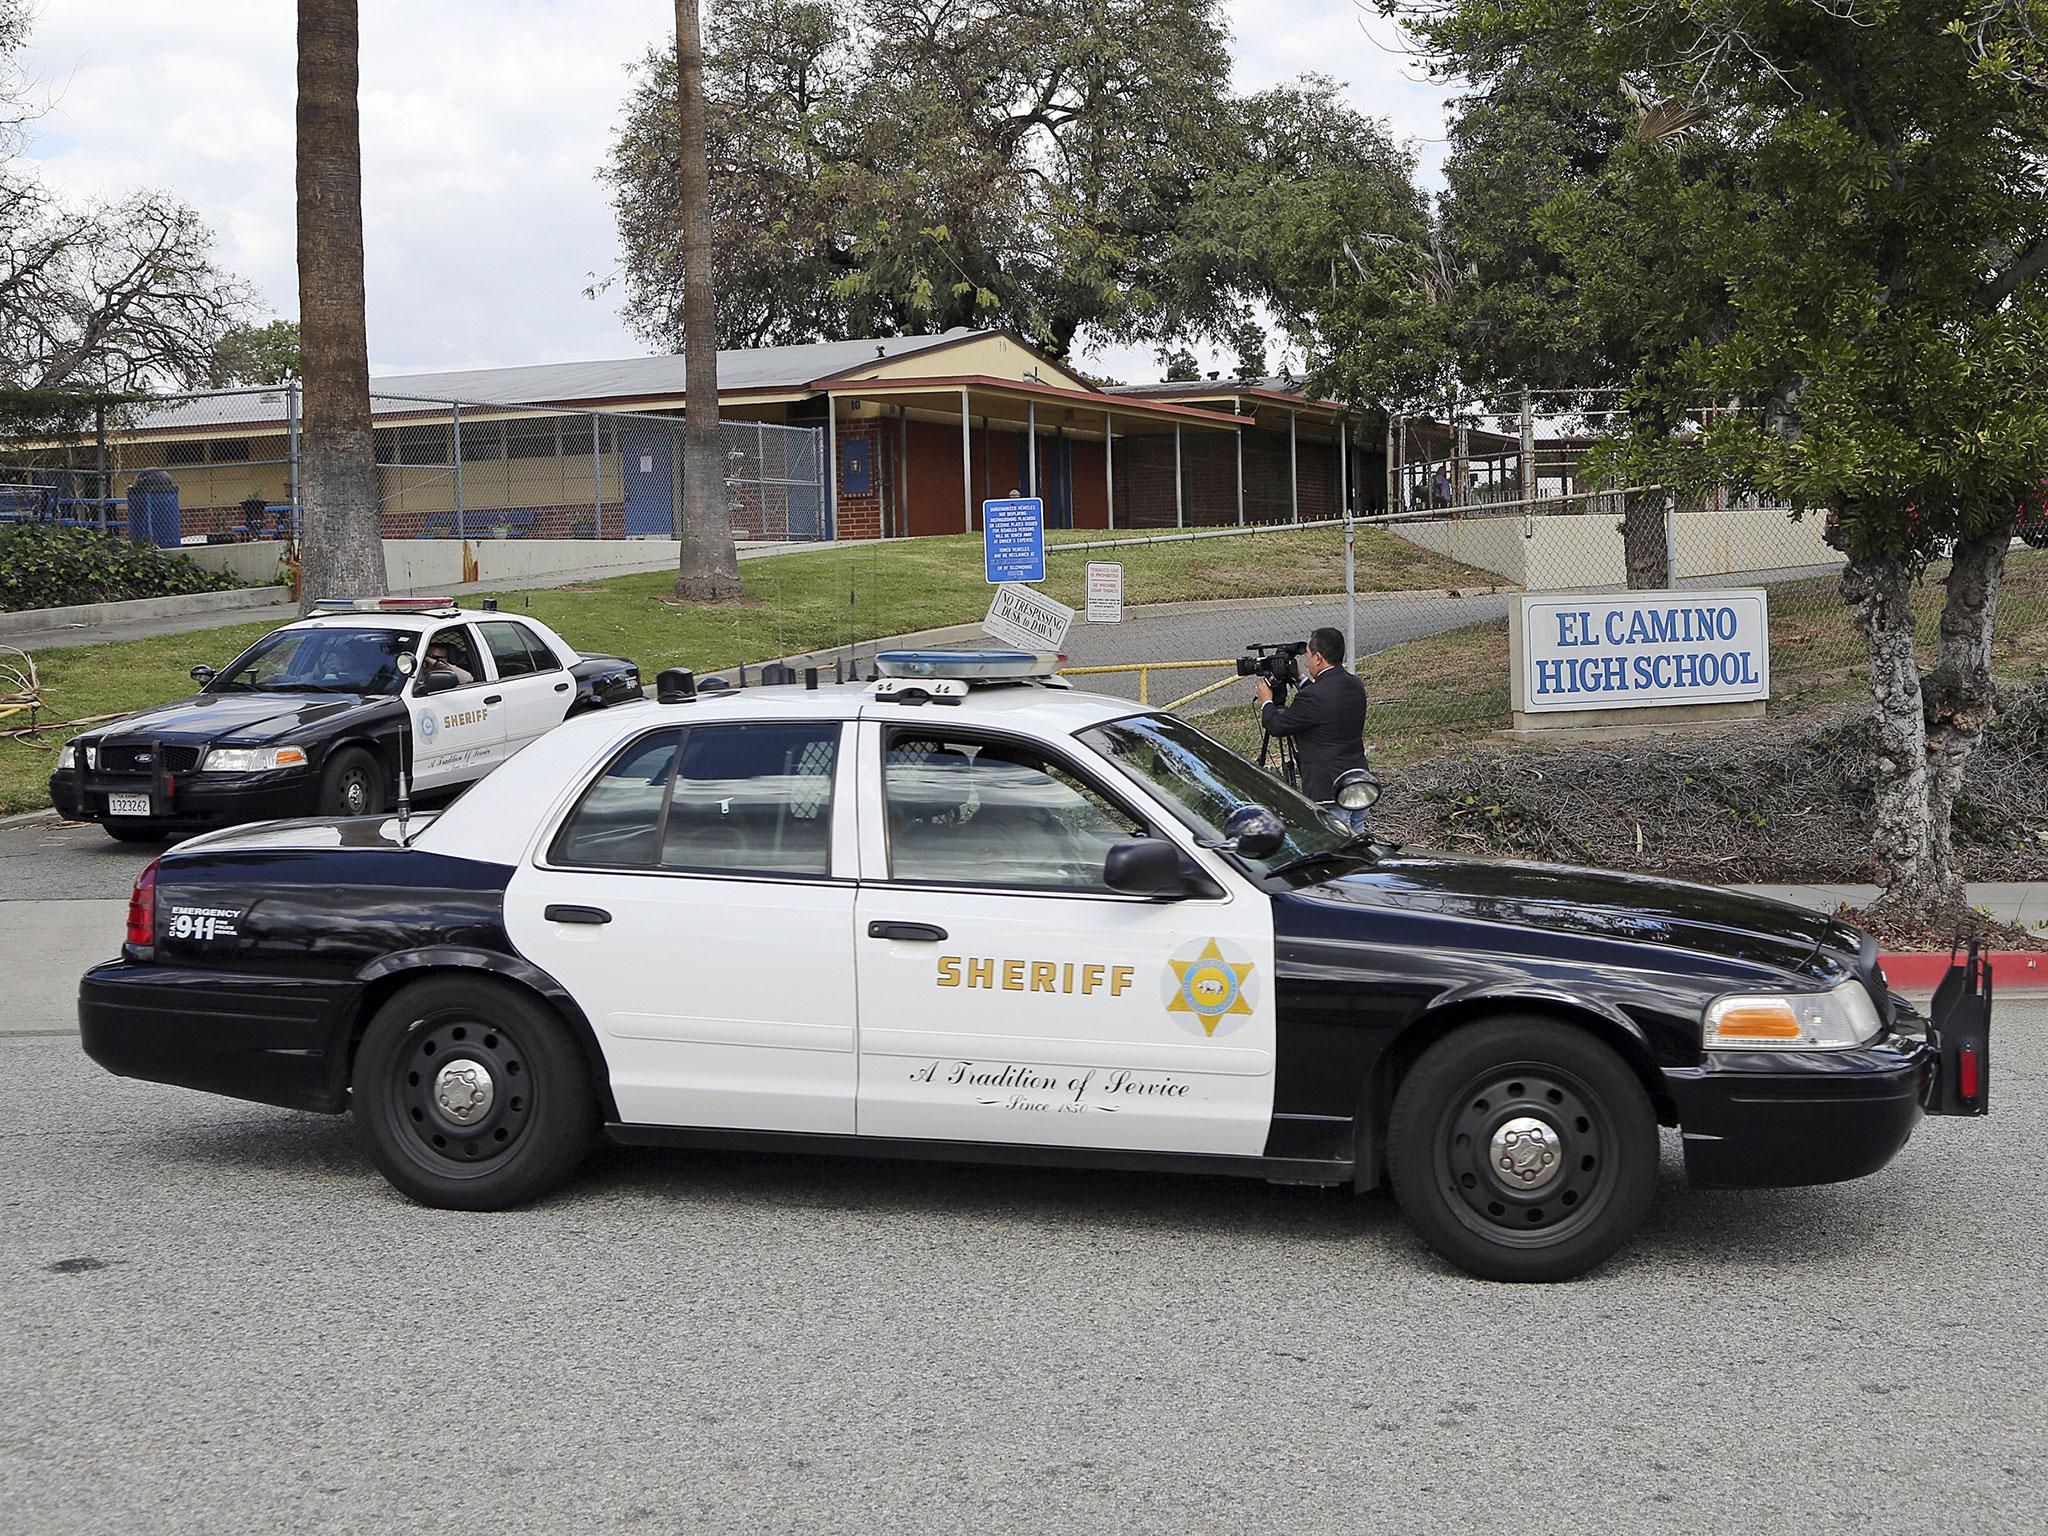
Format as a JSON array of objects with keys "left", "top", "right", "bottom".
[{"left": 0, "top": 525, "right": 244, "bottom": 613}]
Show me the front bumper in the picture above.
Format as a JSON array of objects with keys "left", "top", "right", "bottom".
[
  {"left": 1669, "top": 957, "right": 1992, "bottom": 1189},
  {"left": 78, "top": 959, "right": 359, "bottom": 1112},
  {"left": 51, "top": 766, "right": 319, "bottom": 830}
]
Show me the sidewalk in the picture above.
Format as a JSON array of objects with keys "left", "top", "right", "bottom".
[{"left": 1733, "top": 882, "right": 2048, "bottom": 933}]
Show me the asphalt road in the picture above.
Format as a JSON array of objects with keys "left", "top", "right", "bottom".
[{"left": 2, "top": 818, "right": 2043, "bottom": 1534}]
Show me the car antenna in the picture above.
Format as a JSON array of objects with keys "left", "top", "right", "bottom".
[{"left": 393, "top": 652, "right": 417, "bottom": 846}]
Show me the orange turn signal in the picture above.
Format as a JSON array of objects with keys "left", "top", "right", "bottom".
[{"left": 1708, "top": 1000, "right": 1803, "bottom": 1041}]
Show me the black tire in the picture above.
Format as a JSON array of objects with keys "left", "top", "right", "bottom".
[
  {"left": 351, "top": 976, "right": 596, "bottom": 1210},
  {"left": 103, "top": 823, "right": 171, "bottom": 844},
  {"left": 319, "top": 745, "right": 387, "bottom": 818},
  {"left": 1387, "top": 1017, "right": 1657, "bottom": 1282}
]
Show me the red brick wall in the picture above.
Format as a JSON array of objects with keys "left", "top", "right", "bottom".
[{"left": 830, "top": 418, "right": 885, "bottom": 541}]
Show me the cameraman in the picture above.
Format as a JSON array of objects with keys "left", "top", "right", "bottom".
[{"left": 1254, "top": 626, "right": 1371, "bottom": 831}]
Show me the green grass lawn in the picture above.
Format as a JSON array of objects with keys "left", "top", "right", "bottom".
[{"left": 0, "top": 526, "right": 1494, "bottom": 815}]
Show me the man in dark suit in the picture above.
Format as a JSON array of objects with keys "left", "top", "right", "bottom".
[{"left": 1254, "top": 626, "right": 1371, "bottom": 831}]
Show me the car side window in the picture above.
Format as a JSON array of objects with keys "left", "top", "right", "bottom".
[
  {"left": 659, "top": 723, "right": 838, "bottom": 878},
  {"left": 883, "top": 730, "right": 1148, "bottom": 892},
  {"left": 551, "top": 730, "right": 682, "bottom": 868},
  {"left": 518, "top": 625, "right": 563, "bottom": 675},
  {"left": 480, "top": 621, "right": 538, "bottom": 680},
  {"left": 423, "top": 624, "right": 484, "bottom": 687}
]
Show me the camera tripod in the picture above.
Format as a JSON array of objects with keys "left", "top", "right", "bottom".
[{"left": 1257, "top": 685, "right": 1301, "bottom": 789}]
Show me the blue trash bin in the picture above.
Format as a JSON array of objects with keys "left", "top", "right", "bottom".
[{"left": 125, "top": 468, "right": 181, "bottom": 548}]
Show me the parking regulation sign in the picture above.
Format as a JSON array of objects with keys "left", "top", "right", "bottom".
[{"left": 983, "top": 498, "right": 1046, "bottom": 584}]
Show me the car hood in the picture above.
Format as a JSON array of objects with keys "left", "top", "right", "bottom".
[
  {"left": 87, "top": 691, "right": 388, "bottom": 746},
  {"left": 1294, "top": 853, "right": 1858, "bottom": 976}
]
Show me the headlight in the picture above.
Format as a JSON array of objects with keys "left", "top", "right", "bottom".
[
  {"left": 202, "top": 745, "right": 310, "bottom": 773},
  {"left": 1703, "top": 979, "right": 1883, "bottom": 1051},
  {"left": 57, "top": 742, "right": 75, "bottom": 770}
]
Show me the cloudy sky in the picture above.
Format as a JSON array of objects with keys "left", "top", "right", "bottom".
[{"left": 19, "top": 0, "right": 1450, "bottom": 385}]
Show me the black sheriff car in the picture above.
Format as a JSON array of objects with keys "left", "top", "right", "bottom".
[
  {"left": 77, "top": 651, "right": 1992, "bottom": 1281},
  {"left": 52, "top": 598, "right": 640, "bottom": 841}
]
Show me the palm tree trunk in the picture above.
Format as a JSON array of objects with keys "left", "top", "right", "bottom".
[
  {"left": 295, "top": 0, "right": 386, "bottom": 612},
  {"left": 673, "top": 0, "right": 743, "bottom": 601}
]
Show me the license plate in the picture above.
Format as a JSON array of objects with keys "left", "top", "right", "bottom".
[{"left": 107, "top": 794, "right": 152, "bottom": 817}]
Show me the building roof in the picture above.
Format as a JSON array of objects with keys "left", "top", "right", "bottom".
[
  {"left": 129, "top": 331, "right": 996, "bottom": 433},
  {"left": 1108, "top": 375, "right": 1349, "bottom": 415}
]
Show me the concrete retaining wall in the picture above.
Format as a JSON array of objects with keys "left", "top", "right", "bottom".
[
  {"left": 185, "top": 537, "right": 686, "bottom": 594},
  {"left": 1393, "top": 508, "right": 1838, "bottom": 590},
  {"left": 0, "top": 583, "right": 290, "bottom": 638}
]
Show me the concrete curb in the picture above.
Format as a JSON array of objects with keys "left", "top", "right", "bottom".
[
  {"left": 0, "top": 585, "right": 289, "bottom": 639},
  {"left": 0, "top": 808, "right": 60, "bottom": 831},
  {"left": 1880, "top": 951, "right": 2048, "bottom": 990}
]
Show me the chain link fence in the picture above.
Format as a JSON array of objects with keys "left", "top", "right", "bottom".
[{"left": 0, "top": 385, "right": 826, "bottom": 547}]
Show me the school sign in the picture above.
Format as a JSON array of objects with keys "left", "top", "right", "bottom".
[{"left": 1509, "top": 589, "right": 1769, "bottom": 730}]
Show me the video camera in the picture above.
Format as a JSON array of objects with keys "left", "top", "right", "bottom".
[{"left": 1235, "top": 640, "right": 1308, "bottom": 703}]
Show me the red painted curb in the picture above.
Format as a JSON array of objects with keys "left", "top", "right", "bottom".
[{"left": 1878, "top": 951, "right": 2048, "bottom": 990}]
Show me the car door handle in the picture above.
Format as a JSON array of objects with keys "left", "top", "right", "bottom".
[
  {"left": 554, "top": 681, "right": 570, "bottom": 693},
  {"left": 544, "top": 904, "right": 611, "bottom": 926},
  {"left": 867, "top": 921, "right": 948, "bottom": 942},
  {"left": 485, "top": 694, "right": 503, "bottom": 705}
]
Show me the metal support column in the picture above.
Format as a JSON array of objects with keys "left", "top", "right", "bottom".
[
  {"left": 1027, "top": 401, "right": 1038, "bottom": 499},
  {"left": 896, "top": 409, "right": 907, "bottom": 539},
  {"left": 1338, "top": 411, "right": 1350, "bottom": 519},
  {"left": 1174, "top": 422, "right": 1185, "bottom": 529},
  {"left": 827, "top": 394, "right": 841, "bottom": 540},
  {"left": 1104, "top": 412, "right": 1115, "bottom": 530},
  {"left": 1235, "top": 403, "right": 1245, "bottom": 525},
  {"left": 1519, "top": 388, "right": 1536, "bottom": 507},
  {"left": 1383, "top": 413, "right": 1395, "bottom": 515},
  {"left": 1289, "top": 408, "right": 1300, "bottom": 524},
  {"left": 959, "top": 389, "right": 972, "bottom": 532},
  {"left": 1394, "top": 414, "right": 1406, "bottom": 513}
]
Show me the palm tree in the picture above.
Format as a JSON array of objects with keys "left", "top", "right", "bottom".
[
  {"left": 295, "top": 0, "right": 386, "bottom": 610},
  {"left": 673, "top": 0, "right": 743, "bottom": 600}
]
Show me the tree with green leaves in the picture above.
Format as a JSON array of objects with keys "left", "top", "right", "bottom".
[
  {"left": 1408, "top": 0, "right": 2048, "bottom": 924},
  {"left": 605, "top": 0, "right": 1248, "bottom": 358},
  {"left": 208, "top": 320, "right": 301, "bottom": 387}
]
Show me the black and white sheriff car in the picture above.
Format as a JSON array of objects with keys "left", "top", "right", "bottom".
[
  {"left": 51, "top": 597, "right": 640, "bottom": 841},
  {"left": 79, "top": 651, "right": 1990, "bottom": 1281}
]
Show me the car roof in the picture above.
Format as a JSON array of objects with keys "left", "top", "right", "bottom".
[
  {"left": 412, "top": 679, "right": 1152, "bottom": 866},
  {"left": 285, "top": 607, "right": 532, "bottom": 634}
]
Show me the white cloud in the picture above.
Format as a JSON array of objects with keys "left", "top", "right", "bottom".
[{"left": 19, "top": 0, "right": 1446, "bottom": 385}]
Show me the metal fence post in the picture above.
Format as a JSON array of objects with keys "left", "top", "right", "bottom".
[
  {"left": 452, "top": 401, "right": 464, "bottom": 541},
  {"left": 591, "top": 412, "right": 602, "bottom": 538},
  {"left": 1344, "top": 513, "right": 1357, "bottom": 674},
  {"left": 286, "top": 379, "right": 302, "bottom": 539},
  {"left": 1289, "top": 408, "right": 1300, "bottom": 524},
  {"left": 1519, "top": 389, "right": 1535, "bottom": 508}
]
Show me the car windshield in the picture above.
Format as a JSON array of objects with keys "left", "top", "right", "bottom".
[
  {"left": 210, "top": 626, "right": 418, "bottom": 695},
  {"left": 1081, "top": 712, "right": 1355, "bottom": 878}
]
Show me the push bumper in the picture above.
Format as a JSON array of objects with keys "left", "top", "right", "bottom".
[
  {"left": 1670, "top": 953, "right": 1992, "bottom": 1189},
  {"left": 51, "top": 766, "right": 318, "bottom": 831},
  {"left": 78, "top": 959, "right": 359, "bottom": 1113}
]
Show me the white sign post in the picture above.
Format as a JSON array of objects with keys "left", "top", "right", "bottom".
[
  {"left": 984, "top": 583, "right": 1076, "bottom": 650},
  {"left": 1085, "top": 562, "right": 1124, "bottom": 624},
  {"left": 1511, "top": 589, "right": 1770, "bottom": 729}
]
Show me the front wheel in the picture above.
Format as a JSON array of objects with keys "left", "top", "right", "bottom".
[
  {"left": 352, "top": 976, "right": 596, "bottom": 1210},
  {"left": 319, "top": 746, "right": 387, "bottom": 818},
  {"left": 1387, "top": 1018, "right": 1658, "bottom": 1282}
]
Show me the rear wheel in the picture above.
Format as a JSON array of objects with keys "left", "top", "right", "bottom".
[
  {"left": 1387, "top": 1017, "right": 1658, "bottom": 1282},
  {"left": 319, "top": 746, "right": 386, "bottom": 818},
  {"left": 352, "top": 976, "right": 596, "bottom": 1210}
]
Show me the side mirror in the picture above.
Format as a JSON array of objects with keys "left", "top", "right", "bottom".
[
  {"left": 189, "top": 665, "right": 216, "bottom": 686},
  {"left": 414, "top": 666, "right": 462, "bottom": 695},
  {"left": 1103, "top": 838, "right": 1194, "bottom": 899},
  {"left": 1220, "top": 804, "right": 1287, "bottom": 860},
  {"left": 1332, "top": 767, "right": 1383, "bottom": 812}
]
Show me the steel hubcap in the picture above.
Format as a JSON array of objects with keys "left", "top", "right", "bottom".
[
  {"left": 1489, "top": 1115, "right": 1562, "bottom": 1189},
  {"left": 433, "top": 1059, "right": 495, "bottom": 1125}
]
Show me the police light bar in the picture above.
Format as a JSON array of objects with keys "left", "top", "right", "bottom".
[
  {"left": 311, "top": 596, "right": 460, "bottom": 615},
  {"left": 873, "top": 650, "right": 1063, "bottom": 682}
]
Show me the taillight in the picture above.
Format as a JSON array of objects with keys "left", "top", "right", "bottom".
[
  {"left": 1959, "top": 1044, "right": 1981, "bottom": 1104},
  {"left": 127, "top": 859, "right": 158, "bottom": 948}
]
